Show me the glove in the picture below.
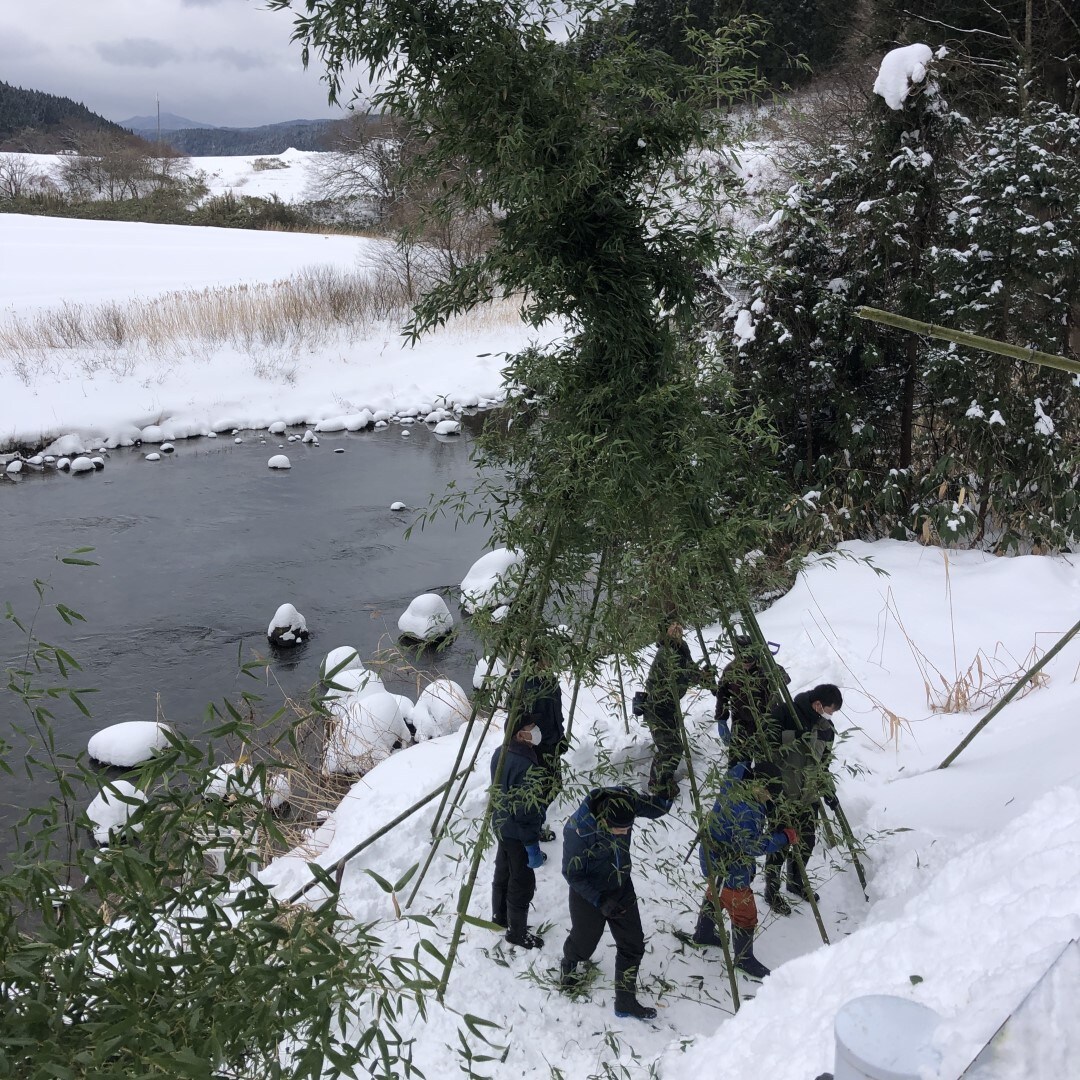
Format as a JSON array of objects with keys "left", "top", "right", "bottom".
[
  {"left": 525, "top": 844, "right": 546, "bottom": 869},
  {"left": 782, "top": 827, "right": 799, "bottom": 847},
  {"left": 599, "top": 895, "right": 624, "bottom": 919}
]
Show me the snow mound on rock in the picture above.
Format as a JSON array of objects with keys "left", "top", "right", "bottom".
[
  {"left": 398, "top": 593, "right": 454, "bottom": 641},
  {"left": 473, "top": 656, "right": 507, "bottom": 690},
  {"left": 267, "top": 602, "right": 308, "bottom": 645},
  {"left": 412, "top": 679, "right": 470, "bottom": 740},
  {"left": 321, "top": 646, "right": 364, "bottom": 681},
  {"left": 205, "top": 762, "right": 291, "bottom": 809},
  {"left": 88, "top": 721, "right": 172, "bottom": 766},
  {"left": 323, "top": 667, "right": 384, "bottom": 701}
]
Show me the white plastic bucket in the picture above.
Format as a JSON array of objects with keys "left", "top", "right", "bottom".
[{"left": 834, "top": 994, "right": 942, "bottom": 1080}]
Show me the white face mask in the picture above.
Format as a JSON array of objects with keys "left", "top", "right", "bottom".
[{"left": 523, "top": 727, "right": 542, "bottom": 746}]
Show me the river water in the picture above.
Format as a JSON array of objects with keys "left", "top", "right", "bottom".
[{"left": 0, "top": 420, "right": 494, "bottom": 840}]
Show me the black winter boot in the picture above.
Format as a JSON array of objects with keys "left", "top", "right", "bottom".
[
  {"left": 786, "top": 857, "right": 819, "bottom": 901},
  {"left": 731, "top": 926, "right": 770, "bottom": 980},
  {"left": 613, "top": 993, "right": 657, "bottom": 1021},
  {"left": 559, "top": 958, "right": 581, "bottom": 991},
  {"left": 505, "top": 928, "right": 544, "bottom": 949},
  {"left": 692, "top": 902, "right": 724, "bottom": 947},
  {"left": 764, "top": 854, "right": 791, "bottom": 916}
]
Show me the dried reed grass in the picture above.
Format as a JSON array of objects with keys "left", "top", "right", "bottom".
[{"left": 1, "top": 264, "right": 525, "bottom": 385}]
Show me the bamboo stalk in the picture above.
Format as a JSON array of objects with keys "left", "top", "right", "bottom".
[
  {"left": 855, "top": 306, "right": 1080, "bottom": 376},
  {"left": 788, "top": 846, "right": 829, "bottom": 945},
  {"left": 938, "top": 615, "right": 1080, "bottom": 769},
  {"left": 436, "top": 527, "right": 564, "bottom": 1002},
  {"left": 673, "top": 708, "right": 741, "bottom": 1011}
]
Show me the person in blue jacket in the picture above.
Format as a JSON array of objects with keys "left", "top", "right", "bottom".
[
  {"left": 491, "top": 713, "right": 549, "bottom": 949},
  {"left": 693, "top": 762, "right": 797, "bottom": 978},
  {"left": 560, "top": 786, "right": 672, "bottom": 1020}
]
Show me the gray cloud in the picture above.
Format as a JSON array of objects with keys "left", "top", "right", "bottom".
[
  {"left": 204, "top": 47, "right": 272, "bottom": 72},
  {"left": 95, "top": 38, "right": 182, "bottom": 69},
  {"left": 0, "top": 28, "right": 48, "bottom": 62}
]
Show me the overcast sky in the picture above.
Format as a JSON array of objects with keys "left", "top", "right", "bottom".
[{"left": 0, "top": 0, "right": 357, "bottom": 128}]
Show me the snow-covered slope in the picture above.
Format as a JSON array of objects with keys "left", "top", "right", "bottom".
[{"left": 261, "top": 540, "right": 1080, "bottom": 1077}]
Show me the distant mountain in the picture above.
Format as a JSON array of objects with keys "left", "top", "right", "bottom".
[
  {"left": 141, "top": 119, "right": 344, "bottom": 156},
  {"left": 119, "top": 111, "right": 217, "bottom": 132},
  {"left": 0, "top": 81, "right": 143, "bottom": 152}
]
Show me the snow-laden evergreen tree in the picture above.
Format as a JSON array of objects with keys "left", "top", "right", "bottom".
[
  {"left": 732, "top": 46, "right": 965, "bottom": 541},
  {"left": 926, "top": 83, "right": 1080, "bottom": 548}
]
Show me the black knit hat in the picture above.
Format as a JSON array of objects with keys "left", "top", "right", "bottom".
[{"left": 596, "top": 790, "right": 635, "bottom": 828}]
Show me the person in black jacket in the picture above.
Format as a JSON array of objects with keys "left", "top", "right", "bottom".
[
  {"left": 560, "top": 786, "right": 672, "bottom": 1020},
  {"left": 759, "top": 683, "right": 842, "bottom": 915},
  {"left": 508, "top": 648, "right": 566, "bottom": 843},
  {"left": 490, "top": 713, "right": 549, "bottom": 949},
  {"left": 641, "top": 621, "right": 712, "bottom": 799},
  {"left": 714, "top": 636, "right": 790, "bottom": 765}
]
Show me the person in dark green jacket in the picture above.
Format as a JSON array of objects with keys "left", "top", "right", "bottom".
[{"left": 641, "top": 621, "right": 713, "bottom": 799}]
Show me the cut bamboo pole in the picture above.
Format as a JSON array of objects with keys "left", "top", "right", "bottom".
[{"left": 855, "top": 307, "right": 1080, "bottom": 376}]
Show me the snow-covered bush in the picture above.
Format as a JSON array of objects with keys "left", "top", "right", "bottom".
[
  {"left": 412, "top": 678, "right": 470, "bottom": 740},
  {"left": 323, "top": 690, "right": 414, "bottom": 775},
  {"left": 85, "top": 781, "right": 146, "bottom": 845},
  {"left": 204, "top": 763, "right": 292, "bottom": 810},
  {"left": 460, "top": 548, "right": 523, "bottom": 614}
]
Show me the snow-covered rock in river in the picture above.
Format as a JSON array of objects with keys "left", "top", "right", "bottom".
[
  {"left": 268, "top": 421, "right": 287, "bottom": 434},
  {"left": 267, "top": 602, "right": 308, "bottom": 646},
  {"left": 302, "top": 429, "right": 318, "bottom": 443},
  {"left": 412, "top": 679, "right": 470, "bottom": 740},
  {"left": 434, "top": 419, "right": 461, "bottom": 436},
  {"left": 88, "top": 720, "right": 172, "bottom": 766},
  {"left": 323, "top": 690, "right": 414, "bottom": 775},
  {"left": 267, "top": 454, "right": 291, "bottom": 470},
  {"left": 69, "top": 456, "right": 95, "bottom": 474},
  {"left": 145, "top": 453, "right": 161, "bottom": 462},
  {"left": 460, "top": 548, "right": 524, "bottom": 614},
  {"left": 390, "top": 501, "right": 407, "bottom": 511},
  {"left": 5, "top": 460, "right": 22, "bottom": 474},
  {"left": 473, "top": 656, "right": 508, "bottom": 690},
  {"left": 398, "top": 593, "right": 454, "bottom": 642},
  {"left": 86, "top": 781, "right": 147, "bottom": 845}
]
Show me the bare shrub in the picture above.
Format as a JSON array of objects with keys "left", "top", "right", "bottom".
[{"left": 0, "top": 154, "right": 52, "bottom": 200}]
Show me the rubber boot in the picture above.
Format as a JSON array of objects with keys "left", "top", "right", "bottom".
[
  {"left": 613, "top": 992, "right": 657, "bottom": 1021},
  {"left": 764, "top": 852, "right": 791, "bottom": 916},
  {"left": 505, "top": 927, "right": 544, "bottom": 949},
  {"left": 731, "top": 926, "right": 770, "bottom": 980},
  {"left": 786, "top": 855, "right": 819, "bottom": 901},
  {"left": 692, "top": 901, "right": 724, "bottom": 947},
  {"left": 559, "top": 957, "right": 581, "bottom": 991}
]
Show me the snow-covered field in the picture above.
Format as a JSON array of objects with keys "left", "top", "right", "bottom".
[
  {"left": 0, "top": 199, "right": 543, "bottom": 453},
  {"left": 3, "top": 203, "right": 1077, "bottom": 1077}
]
